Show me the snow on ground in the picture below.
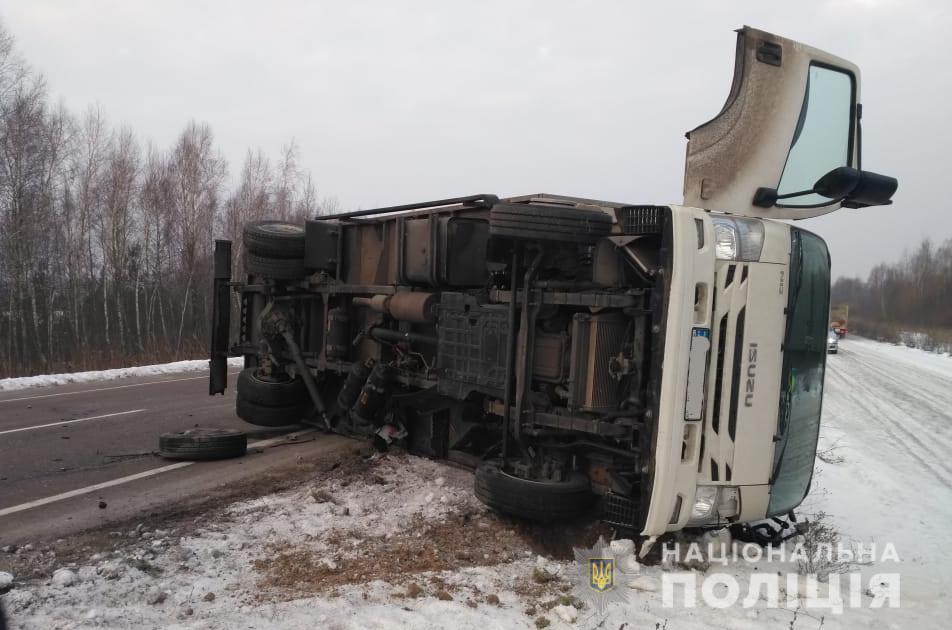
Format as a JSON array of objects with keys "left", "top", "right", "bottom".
[
  {"left": 2, "top": 337, "right": 950, "bottom": 629},
  {"left": 0, "top": 358, "right": 244, "bottom": 392},
  {"left": 805, "top": 337, "right": 952, "bottom": 620}
]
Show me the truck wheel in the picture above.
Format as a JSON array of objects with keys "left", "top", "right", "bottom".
[
  {"left": 489, "top": 205, "right": 612, "bottom": 244},
  {"left": 236, "top": 396, "right": 312, "bottom": 427},
  {"left": 236, "top": 368, "right": 308, "bottom": 407},
  {"left": 474, "top": 459, "right": 592, "bottom": 523},
  {"left": 244, "top": 252, "right": 305, "bottom": 280},
  {"left": 243, "top": 221, "right": 306, "bottom": 258},
  {"left": 158, "top": 428, "right": 247, "bottom": 461}
]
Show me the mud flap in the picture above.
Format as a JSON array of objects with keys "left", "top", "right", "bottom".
[{"left": 209, "top": 239, "right": 232, "bottom": 395}]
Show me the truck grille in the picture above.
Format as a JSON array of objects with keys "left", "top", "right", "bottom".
[
  {"left": 602, "top": 492, "right": 638, "bottom": 529},
  {"left": 698, "top": 263, "right": 750, "bottom": 483},
  {"left": 620, "top": 206, "right": 664, "bottom": 234}
]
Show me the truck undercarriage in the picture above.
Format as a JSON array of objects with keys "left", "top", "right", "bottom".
[{"left": 210, "top": 194, "right": 673, "bottom": 529}]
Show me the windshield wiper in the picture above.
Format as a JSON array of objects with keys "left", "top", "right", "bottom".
[
  {"left": 770, "top": 385, "right": 794, "bottom": 484},
  {"left": 770, "top": 235, "right": 805, "bottom": 483},
  {"left": 789, "top": 236, "right": 805, "bottom": 309}
]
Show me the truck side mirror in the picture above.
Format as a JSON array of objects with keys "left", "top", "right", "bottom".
[
  {"left": 812, "top": 167, "right": 861, "bottom": 199},
  {"left": 753, "top": 166, "right": 897, "bottom": 209},
  {"left": 839, "top": 169, "right": 899, "bottom": 208}
]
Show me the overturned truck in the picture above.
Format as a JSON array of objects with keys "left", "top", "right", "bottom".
[{"left": 208, "top": 27, "right": 895, "bottom": 542}]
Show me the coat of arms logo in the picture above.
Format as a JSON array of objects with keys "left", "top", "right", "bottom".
[
  {"left": 572, "top": 536, "right": 634, "bottom": 615},
  {"left": 589, "top": 557, "right": 614, "bottom": 592}
]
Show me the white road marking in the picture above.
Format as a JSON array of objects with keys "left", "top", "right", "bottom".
[
  {"left": 0, "top": 462, "right": 194, "bottom": 517},
  {"left": 0, "top": 429, "right": 318, "bottom": 517},
  {"left": 0, "top": 372, "right": 241, "bottom": 404},
  {"left": 247, "top": 429, "right": 318, "bottom": 449},
  {"left": 0, "top": 409, "right": 146, "bottom": 436}
]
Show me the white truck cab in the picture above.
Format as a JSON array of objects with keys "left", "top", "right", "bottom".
[{"left": 641, "top": 27, "right": 896, "bottom": 537}]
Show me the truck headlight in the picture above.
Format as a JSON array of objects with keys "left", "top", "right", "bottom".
[
  {"left": 690, "top": 486, "right": 719, "bottom": 522},
  {"left": 711, "top": 217, "right": 764, "bottom": 262},
  {"left": 688, "top": 485, "right": 740, "bottom": 525}
]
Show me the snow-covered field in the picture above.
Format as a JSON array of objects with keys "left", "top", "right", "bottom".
[
  {"left": 0, "top": 358, "right": 244, "bottom": 392},
  {"left": 2, "top": 337, "right": 950, "bottom": 629}
]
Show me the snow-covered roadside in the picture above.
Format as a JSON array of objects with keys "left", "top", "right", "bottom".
[
  {"left": 2, "top": 337, "right": 949, "bottom": 629},
  {"left": 841, "top": 335, "right": 952, "bottom": 379},
  {"left": 0, "top": 358, "right": 244, "bottom": 392},
  {"left": 804, "top": 337, "right": 952, "bottom": 622},
  {"left": 2, "top": 454, "right": 566, "bottom": 629},
  {"left": 2, "top": 449, "right": 928, "bottom": 630}
]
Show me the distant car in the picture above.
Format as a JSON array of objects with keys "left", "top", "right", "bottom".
[{"left": 827, "top": 330, "right": 839, "bottom": 354}]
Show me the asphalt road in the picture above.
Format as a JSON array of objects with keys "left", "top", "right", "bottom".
[{"left": 0, "top": 369, "right": 358, "bottom": 547}]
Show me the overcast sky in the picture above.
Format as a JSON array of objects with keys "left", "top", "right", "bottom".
[{"left": 2, "top": 0, "right": 949, "bottom": 279}]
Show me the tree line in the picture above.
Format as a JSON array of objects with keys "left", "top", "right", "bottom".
[
  {"left": 832, "top": 237, "right": 952, "bottom": 351},
  {"left": 0, "top": 22, "right": 337, "bottom": 377}
]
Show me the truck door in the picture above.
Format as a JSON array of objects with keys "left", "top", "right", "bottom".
[{"left": 683, "top": 27, "right": 865, "bottom": 220}]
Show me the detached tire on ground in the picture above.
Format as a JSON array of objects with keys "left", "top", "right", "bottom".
[
  {"left": 243, "top": 221, "right": 306, "bottom": 258},
  {"left": 236, "top": 397, "right": 313, "bottom": 427},
  {"left": 158, "top": 428, "right": 247, "bottom": 461},
  {"left": 236, "top": 368, "right": 308, "bottom": 407},
  {"left": 474, "top": 458, "right": 593, "bottom": 523},
  {"left": 244, "top": 252, "right": 305, "bottom": 280},
  {"left": 489, "top": 205, "right": 613, "bottom": 244}
]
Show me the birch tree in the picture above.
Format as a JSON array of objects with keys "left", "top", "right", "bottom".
[{"left": 167, "top": 121, "right": 226, "bottom": 357}]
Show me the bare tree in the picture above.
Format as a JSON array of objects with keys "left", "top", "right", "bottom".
[
  {"left": 319, "top": 195, "right": 342, "bottom": 216},
  {"left": 0, "top": 21, "right": 336, "bottom": 377},
  {"left": 139, "top": 143, "right": 173, "bottom": 351},
  {"left": 167, "top": 121, "right": 226, "bottom": 357},
  {"left": 97, "top": 126, "right": 140, "bottom": 356},
  {"left": 833, "top": 236, "right": 952, "bottom": 349},
  {"left": 0, "top": 72, "right": 55, "bottom": 370},
  {"left": 0, "top": 20, "right": 28, "bottom": 103},
  {"left": 221, "top": 148, "right": 274, "bottom": 279},
  {"left": 273, "top": 140, "right": 298, "bottom": 221},
  {"left": 71, "top": 106, "right": 109, "bottom": 355},
  {"left": 295, "top": 172, "right": 320, "bottom": 217}
]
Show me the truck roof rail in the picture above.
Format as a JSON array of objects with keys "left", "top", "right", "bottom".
[{"left": 314, "top": 194, "right": 499, "bottom": 221}]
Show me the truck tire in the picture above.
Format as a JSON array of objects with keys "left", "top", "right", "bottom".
[
  {"left": 474, "top": 459, "right": 592, "bottom": 523},
  {"left": 158, "top": 428, "right": 247, "bottom": 461},
  {"left": 244, "top": 252, "right": 305, "bottom": 280},
  {"left": 243, "top": 221, "right": 306, "bottom": 258},
  {"left": 236, "top": 396, "right": 312, "bottom": 427},
  {"left": 490, "top": 205, "right": 612, "bottom": 244},
  {"left": 236, "top": 368, "right": 308, "bottom": 407}
]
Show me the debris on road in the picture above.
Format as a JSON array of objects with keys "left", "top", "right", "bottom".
[{"left": 157, "top": 427, "right": 247, "bottom": 461}]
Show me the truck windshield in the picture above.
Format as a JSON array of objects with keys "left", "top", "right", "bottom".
[{"left": 768, "top": 228, "right": 830, "bottom": 515}]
